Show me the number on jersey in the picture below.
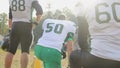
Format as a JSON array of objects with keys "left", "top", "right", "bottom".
[
  {"left": 45, "top": 23, "right": 64, "bottom": 34},
  {"left": 11, "top": 0, "right": 25, "bottom": 11},
  {"left": 95, "top": 2, "right": 120, "bottom": 23}
]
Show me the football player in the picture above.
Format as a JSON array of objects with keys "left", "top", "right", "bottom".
[
  {"left": 5, "top": 0, "right": 43, "bottom": 68},
  {"left": 34, "top": 15, "right": 76, "bottom": 68},
  {"left": 75, "top": 0, "right": 120, "bottom": 68}
]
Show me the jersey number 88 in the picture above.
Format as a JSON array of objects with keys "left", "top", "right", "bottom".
[{"left": 11, "top": 0, "right": 25, "bottom": 11}]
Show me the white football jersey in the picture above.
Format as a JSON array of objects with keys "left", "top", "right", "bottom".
[
  {"left": 76, "top": 0, "right": 120, "bottom": 61},
  {"left": 9, "top": 0, "right": 37, "bottom": 22},
  {"left": 37, "top": 19, "right": 76, "bottom": 52}
]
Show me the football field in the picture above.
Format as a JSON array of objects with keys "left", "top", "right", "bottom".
[{"left": 0, "top": 49, "right": 68, "bottom": 68}]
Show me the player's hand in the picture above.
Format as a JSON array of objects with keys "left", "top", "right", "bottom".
[
  {"left": 32, "top": 22, "right": 39, "bottom": 29},
  {"left": 61, "top": 50, "right": 66, "bottom": 59},
  {"left": 1, "top": 34, "right": 10, "bottom": 52}
]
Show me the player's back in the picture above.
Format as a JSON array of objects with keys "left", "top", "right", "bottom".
[
  {"left": 37, "top": 19, "right": 76, "bottom": 52},
  {"left": 9, "top": 0, "right": 35, "bottom": 22},
  {"left": 84, "top": 0, "right": 120, "bottom": 61},
  {"left": 84, "top": 0, "right": 120, "bottom": 36}
]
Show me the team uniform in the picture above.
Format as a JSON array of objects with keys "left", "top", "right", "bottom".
[
  {"left": 75, "top": 0, "right": 120, "bottom": 68},
  {"left": 34, "top": 19, "right": 76, "bottom": 68},
  {"left": 9, "top": 0, "right": 43, "bottom": 54}
]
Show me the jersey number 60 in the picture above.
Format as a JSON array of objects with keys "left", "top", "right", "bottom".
[{"left": 95, "top": 2, "right": 120, "bottom": 23}]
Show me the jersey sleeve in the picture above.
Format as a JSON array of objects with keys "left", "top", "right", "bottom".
[
  {"left": 69, "top": 22, "right": 77, "bottom": 34},
  {"left": 32, "top": 0, "right": 43, "bottom": 15},
  {"left": 75, "top": 2, "right": 90, "bottom": 51},
  {"left": 64, "top": 22, "right": 76, "bottom": 42},
  {"left": 64, "top": 32, "right": 74, "bottom": 42},
  {"left": 9, "top": 7, "right": 12, "bottom": 19},
  {"left": 77, "top": 18, "right": 90, "bottom": 51}
]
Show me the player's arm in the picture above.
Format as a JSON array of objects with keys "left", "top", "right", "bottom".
[
  {"left": 9, "top": 7, "right": 12, "bottom": 29},
  {"left": 77, "top": 16, "right": 90, "bottom": 52},
  {"left": 66, "top": 40, "right": 73, "bottom": 58},
  {"left": 65, "top": 33, "right": 74, "bottom": 58},
  {"left": 32, "top": 0, "right": 43, "bottom": 25}
]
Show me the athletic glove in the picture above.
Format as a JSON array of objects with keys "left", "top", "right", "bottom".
[
  {"left": 61, "top": 50, "right": 66, "bottom": 59},
  {"left": 1, "top": 34, "right": 10, "bottom": 52}
]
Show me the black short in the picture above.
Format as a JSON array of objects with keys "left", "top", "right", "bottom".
[
  {"left": 9, "top": 22, "right": 33, "bottom": 54},
  {"left": 82, "top": 53, "right": 120, "bottom": 68},
  {"left": 69, "top": 50, "right": 89, "bottom": 68},
  {"left": 70, "top": 50, "right": 120, "bottom": 68}
]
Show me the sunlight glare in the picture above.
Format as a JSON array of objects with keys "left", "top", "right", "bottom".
[
  {"left": 39, "top": 0, "right": 79, "bottom": 12},
  {"left": 80, "top": 0, "right": 97, "bottom": 10}
]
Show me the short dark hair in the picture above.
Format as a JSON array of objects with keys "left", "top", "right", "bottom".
[{"left": 57, "top": 14, "right": 66, "bottom": 20}]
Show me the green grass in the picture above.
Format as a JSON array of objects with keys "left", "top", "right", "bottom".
[{"left": 0, "top": 49, "right": 68, "bottom": 68}]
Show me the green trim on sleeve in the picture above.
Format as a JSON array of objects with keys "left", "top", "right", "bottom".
[
  {"left": 64, "top": 32, "right": 74, "bottom": 42},
  {"left": 67, "top": 37, "right": 73, "bottom": 41}
]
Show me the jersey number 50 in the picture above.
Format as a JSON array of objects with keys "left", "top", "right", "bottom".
[
  {"left": 95, "top": 2, "right": 120, "bottom": 23},
  {"left": 45, "top": 23, "right": 64, "bottom": 34},
  {"left": 11, "top": 0, "right": 25, "bottom": 11}
]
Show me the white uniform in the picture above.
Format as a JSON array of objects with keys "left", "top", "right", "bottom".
[
  {"left": 75, "top": 0, "right": 120, "bottom": 61},
  {"left": 37, "top": 19, "right": 76, "bottom": 52},
  {"left": 9, "top": 0, "right": 37, "bottom": 22}
]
